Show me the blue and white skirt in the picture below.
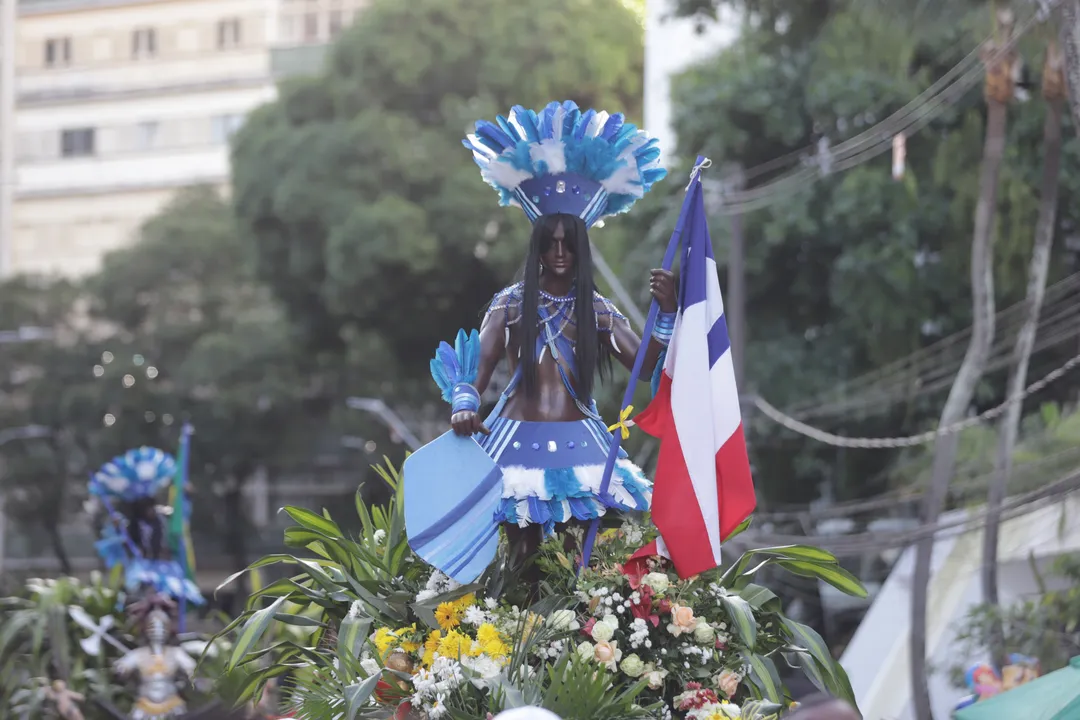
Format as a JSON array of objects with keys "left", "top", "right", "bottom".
[
  {"left": 477, "top": 418, "right": 652, "bottom": 534},
  {"left": 126, "top": 559, "right": 205, "bottom": 605}
]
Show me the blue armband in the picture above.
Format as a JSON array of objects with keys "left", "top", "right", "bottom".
[
  {"left": 451, "top": 382, "right": 481, "bottom": 414},
  {"left": 652, "top": 312, "right": 676, "bottom": 346}
]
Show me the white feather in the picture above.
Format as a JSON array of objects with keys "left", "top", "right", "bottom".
[
  {"left": 483, "top": 159, "right": 534, "bottom": 191},
  {"left": 600, "top": 163, "right": 644, "bottom": 196},
  {"left": 552, "top": 105, "right": 566, "bottom": 141},
  {"left": 587, "top": 111, "right": 609, "bottom": 138},
  {"left": 529, "top": 139, "right": 567, "bottom": 175},
  {"left": 467, "top": 134, "right": 497, "bottom": 158},
  {"left": 507, "top": 110, "right": 529, "bottom": 141}
]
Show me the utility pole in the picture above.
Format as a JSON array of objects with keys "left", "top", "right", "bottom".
[
  {"left": 0, "top": 0, "right": 14, "bottom": 277},
  {"left": 724, "top": 164, "right": 747, "bottom": 388}
]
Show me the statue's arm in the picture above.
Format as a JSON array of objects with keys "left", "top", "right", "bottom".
[{"left": 450, "top": 306, "right": 506, "bottom": 436}]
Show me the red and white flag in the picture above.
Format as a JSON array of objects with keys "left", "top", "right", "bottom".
[{"left": 633, "top": 181, "right": 756, "bottom": 579}]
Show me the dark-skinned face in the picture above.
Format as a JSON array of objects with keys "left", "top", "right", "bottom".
[{"left": 540, "top": 219, "right": 576, "bottom": 278}]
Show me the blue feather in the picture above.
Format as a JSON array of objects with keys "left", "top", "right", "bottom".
[
  {"left": 464, "top": 101, "right": 669, "bottom": 225},
  {"left": 430, "top": 329, "right": 482, "bottom": 403},
  {"left": 496, "top": 114, "right": 522, "bottom": 143}
]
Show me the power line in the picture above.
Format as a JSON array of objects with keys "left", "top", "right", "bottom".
[
  {"left": 750, "top": 350, "right": 1080, "bottom": 449},
  {"left": 701, "top": 6, "right": 1053, "bottom": 215},
  {"left": 732, "top": 465, "right": 1080, "bottom": 556}
]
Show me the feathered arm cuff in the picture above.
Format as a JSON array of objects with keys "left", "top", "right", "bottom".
[{"left": 430, "top": 329, "right": 481, "bottom": 404}]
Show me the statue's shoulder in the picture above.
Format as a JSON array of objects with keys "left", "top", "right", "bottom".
[
  {"left": 486, "top": 283, "right": 524, "bottom": 323},
  {"left": 593, "top": 290, "right": 627, "bottom": 332}
]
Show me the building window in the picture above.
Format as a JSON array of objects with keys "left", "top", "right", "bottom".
[
  {"left": 132, "top": 27, "right": 157, "bottom": 59},
  {"left": 135, "top": 121, "right": 159, "bottom": 151},
  {"left": 328, "top": 9, "right": 345, "bottom": 38},
  {"left": 44, "top": 37, "right": 72, "bottom": 68},
  {"left": 217, "top": 18, "right": 242, "bottom": 49},
  {"left": 61, "top": 128, "right": 96, "bottom": 158},
  {"left": 303, "top": 10, "right": 319, "bottom": 42},
  {"left": 211, "top": 114, "right": 244, "bottom": 144}
]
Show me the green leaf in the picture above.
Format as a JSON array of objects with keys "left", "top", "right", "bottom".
[
  {"left": 344, "top": 673, "right": 383, "bottom": 720},
  {"left": 724, "top": 515, "right": 754, "bottom": 541},
  {"left": 227, "top": 595, "right": 288, "bottom": 671},
  {"left": 738, "top": 583, "right": 782, "bottom": 613},
  {"left": 719, "top": 594, "right": 757, "bottom": 650},
  {"left": 774, "top": 559, "right": 868, "bottom": 598},
  {"left": 741, "top": 650, "right": 784, "bottom": 704},
  {"left": 337, "top": 615, "right": 373, "bottom": 678},
  {"left": 283, "top": 505, "right": 343, "bottom": 538}
]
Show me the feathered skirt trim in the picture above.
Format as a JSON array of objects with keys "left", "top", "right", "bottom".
[
  {"left": 477, "top": 417, "right": 652, "bottom": 535},
  {"left": 127, "top": 559, "right": 205, "bottom": 605}
]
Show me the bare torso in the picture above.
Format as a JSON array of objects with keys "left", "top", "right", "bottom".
[{"left": 500, "top": 315, "right": 589, "bottom": 422}]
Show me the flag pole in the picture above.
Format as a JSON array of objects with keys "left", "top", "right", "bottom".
[
  {"left": 579, "top": 156, "right": 711, "bottom": 572},
  {"left": 172, "top": 423, "right": 193, "bottom": 632}
]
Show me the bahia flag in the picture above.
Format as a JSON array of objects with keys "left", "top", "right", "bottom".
[{"left": 633, "top": 177, "right": 756, "bottom": 579}]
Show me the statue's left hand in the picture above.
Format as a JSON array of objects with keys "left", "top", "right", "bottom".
[{"left": 650, "top": 269, "right": 677, "bottom": 313}]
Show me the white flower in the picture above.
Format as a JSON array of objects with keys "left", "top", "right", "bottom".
[
  {"left": 373, "top": 529, "right": 386, "bottom": 544},
  {"left": 693, "top": 619, "right": 716, "bottom": 645},
  {"left": 646, "top": 667, "right": 668, "bottom": 690},
  {"left": 602, "top": 614, "right": 619, "bottom": 630},
  {"left": 485, "top": 597, "right": 498, "bottom": 610},
  {"left": 415, "top": 589, "right": 437, "bottom": 603},
  {"left": 360, "top": 658, "right": 380, "bottom": 676},
  {"left": 577, "top": 641, "right": 596, "bottom": 662},
  {"left": 463, "top": 606, "right": 489, "bottom": 627},
  {"left": 642, "top": 572, "right": 670, "bottom": 593},
  {"left": 548, "top": 609, "right": 580, "bottom": 632},
  {"left": 591, "top": 621, "right": 615, "bottom": 643}
]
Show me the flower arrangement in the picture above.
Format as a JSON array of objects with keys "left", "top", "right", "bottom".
[{"left": 217, "top": 462, "right": 865, "bottom": 720}]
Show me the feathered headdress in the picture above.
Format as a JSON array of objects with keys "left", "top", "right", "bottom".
[
  {"left": 463, "top": 100, "right": 666, "bottom": 227},
  {"left": 89, "top": 447, "right": 176, "bottom": 502}
]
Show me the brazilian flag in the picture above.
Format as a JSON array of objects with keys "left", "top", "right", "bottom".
[{"left": 167, "top": 425, "right": 196, "bottom": 582}]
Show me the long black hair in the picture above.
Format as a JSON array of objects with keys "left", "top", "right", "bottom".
[{"left": 520, "top": 213, "right": 611, "bottom": 404}]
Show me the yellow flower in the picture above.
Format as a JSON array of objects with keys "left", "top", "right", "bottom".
[
  {"left": 374, "top": 627, "right": 398, "bottom": 657},
  {"left": 454, "top": 593, "right": 476, "bottom": 611},
  {"left": 421, "top": 630, "right": 441, "bottom": 668},
  {"left": 436, "top": 630, "right": 471, "bottom": 659},
  {"left": 476, "top": 623, "right": 502, "bottom": 646},
  {"left": 483, "top": 638, "right": 510, "bottom": 659},
  {"left": 435, "top": 601, "right": 463, "bottom": 630}
]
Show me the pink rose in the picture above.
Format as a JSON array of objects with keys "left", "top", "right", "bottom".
[
  {"left": 595, "top": 641, "right": 616, "bottom": 663},
  {"left": 581, "top": 617, "right": 597, "bottom": 637},
  {"left": 716, "top": 669, "right": 742, "bottom": 698},
  {"left": 668, "top": 604, "right": 697, "bottom": 636}
]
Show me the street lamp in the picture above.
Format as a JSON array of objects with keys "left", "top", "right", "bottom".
[
  {"left": 0, "top": 425, "right": 53, "bottom": 578},
  {"left": 345, "top": 397, "right": 422, "bottom": 451}
]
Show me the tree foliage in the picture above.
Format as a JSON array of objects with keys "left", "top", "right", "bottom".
[
  {"left": 231, "top": 0, "right": 648, "bottom": 400},
  {"left": 648, "top": 0, "right": 1080, "bottom": 504}
]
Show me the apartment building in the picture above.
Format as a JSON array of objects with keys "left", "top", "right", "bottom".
[{"left": 2, "top": 0, "right": 367, "bottom": 278}]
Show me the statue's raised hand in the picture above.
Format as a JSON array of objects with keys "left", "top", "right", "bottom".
[{"left": 650, "top": 268, "right": 677, "bottom": 313}]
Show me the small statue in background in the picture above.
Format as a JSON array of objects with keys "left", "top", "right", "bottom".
[
  {"left": 44, "top": 679, "right": 86, "bottom": 720},
  {"left": 114, "top": 594, "right": 196, "bottom": 719}
]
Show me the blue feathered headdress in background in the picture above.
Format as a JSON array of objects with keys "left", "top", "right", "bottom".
[
  {"left": 463, "top": 100, "right": 667, "bottom": 228},
  {"left": 89, "top": 447, "right": 176, "bottom": 502}
]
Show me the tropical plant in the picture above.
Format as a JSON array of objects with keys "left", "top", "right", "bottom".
[
  {"left": 216, "top": 461, "right": 866, "bottom": 718},
  {"left": 0, "top": 570, "right": 236, "bottom": 720}
]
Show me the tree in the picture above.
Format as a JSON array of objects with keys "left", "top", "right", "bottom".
[
  {"left": 910, "top": 11, "right": 1016, "bottom": 717},
  {"left": 80, "top": 187, "right": 312, "bottom": 573},
  {"left": 230, "top": 0, "right": 648, "bottom": 411},
  {"left": 982, "top": 36, "right": 1068, "bottom": 667},
  {"left": 0, "top": 276, "right": 82, "bottom": 571},
  {"left": 651, "top": 0, "right": 1080, "bottom": 512}
]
